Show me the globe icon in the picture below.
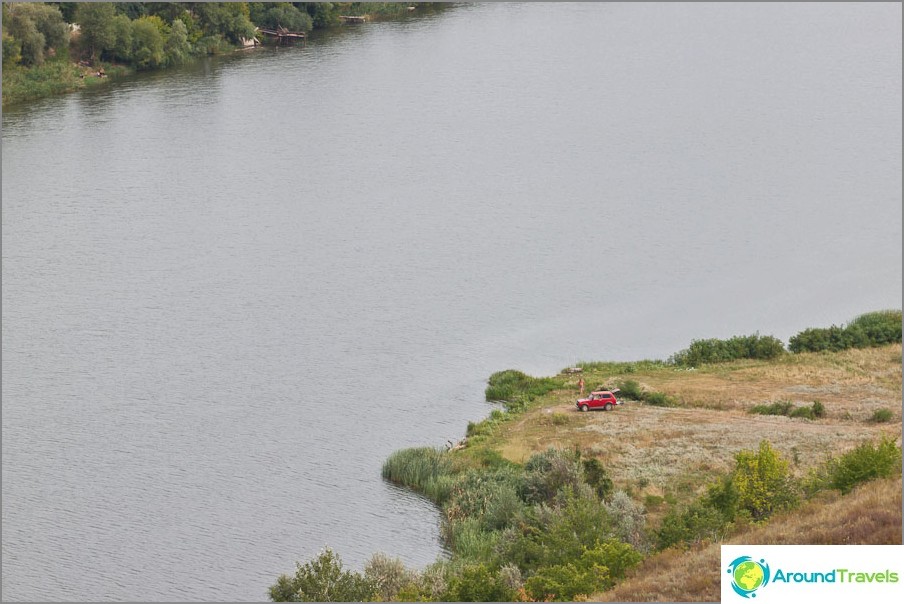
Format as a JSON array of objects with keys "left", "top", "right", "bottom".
[{"left": 733, "top": 560, "right": 765, "bottom": 592}]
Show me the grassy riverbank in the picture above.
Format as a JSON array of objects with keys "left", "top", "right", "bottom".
[
  {"left": 1, "top": 2, "right": 452, "bottom": 108},
  {"left": 271, "top": 312, "right": 902, "bottom": 601},
  {"left": 2, "top": 54, "right": 132, "bottom": 107}
]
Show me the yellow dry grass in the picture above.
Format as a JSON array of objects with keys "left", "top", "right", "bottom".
[{"left": 597, "top": 477, "right": 902, "bottom": 602}]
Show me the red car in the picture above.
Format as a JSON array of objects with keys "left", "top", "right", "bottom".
[{"left": 576, "top": 389, "right": 621, "bottom": 412}]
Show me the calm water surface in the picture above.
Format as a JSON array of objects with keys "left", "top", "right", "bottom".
[{"left": 2, "top": 3, "right": 901, "bottom": 601}]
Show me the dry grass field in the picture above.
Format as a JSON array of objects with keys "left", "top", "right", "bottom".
[{"left": 489, "top": 345, "right": 901, "bottom": 505}]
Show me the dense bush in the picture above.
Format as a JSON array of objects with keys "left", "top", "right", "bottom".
[
  {"left": 870, "top": 408, "right": 894, "bottom": 423},
  {"left": 4, "top": 2, "right": 69, "bottom": 66},
  {"left": 523, "top": 540, "right": 640, "bottom": 601},
  {"left": 519, "top": 448, "right": 584, "bottom": 505},
  {"left": 824, "top": 437, "right": 902, "bottom": 494},
  {"left": 788, "top": 310, "right": 902, "bottom": 353},
  {"left": 617, "top": 379, "right": 644, "bottom": 400},
  {"left": 445, "top": 563, "right": 516, "bottom": 602},
  {"left": 364, "top": 553, "right": 415, "bottom": 601},
  {"left": 269, "top": 548, "right": 375, "bottom": 602},
  {"left": 749, "top": 400, "right": 825, "bottom": 420},
  {"left": 671, "top": 334, "right": 786, "bottom": 366},
  {"left": 582, "top": 457, "right": 614, "bottom": 501},
  {"left": 655, "top": 500, "right": 726, "bottom": 550},
  {"left": 616, "top": 380, "right": 678, "bottom": 407}
]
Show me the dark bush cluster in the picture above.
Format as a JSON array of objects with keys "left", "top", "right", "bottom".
[
  {"left": 749, "top": 400, "right": 826, "bottom": 420},
  {"left": 789, "top": 310, "right": 902, "bottom": 353},
  {"left": 671, "top": 334, "right": 786, "bottom": 367}
]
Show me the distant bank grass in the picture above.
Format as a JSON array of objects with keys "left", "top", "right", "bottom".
[
  {"left": 2, "top": 56, "right": 131, "bottom": 106},
  {"left": 484, "top": 369, "right": 564, "bottom": 410},
  {"left": 381, "top": 447, "right": 455, "bottom": 502}
]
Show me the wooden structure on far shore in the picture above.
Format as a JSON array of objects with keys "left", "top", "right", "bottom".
[
  {"left": 258, "top": 26, "right": 307, "bottom": 46},
  {"left": 339, "top": 15, "right": 368, "bottom": 24}
]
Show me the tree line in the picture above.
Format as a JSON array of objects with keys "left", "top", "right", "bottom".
[{"left": 3, "top": 3, "right": 427, "bottom": 72}]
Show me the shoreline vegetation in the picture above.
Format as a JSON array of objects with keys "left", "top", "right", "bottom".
[
  {"left": 2, "top": 2, "right": 450, "bottom": 107},
  {"left": 271, "top": 310, "right": 902, "bottom": 601}
]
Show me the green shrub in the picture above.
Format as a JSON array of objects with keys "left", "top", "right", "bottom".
[
  {"left": 445, "top": 563, "right": 515, "bottom": 602},
  {"left": 750, "top": 400, "right": 824, "bottom": 420},
  {"left": 789, "top": 406, "right": 815, "bottom": 420},
  {"left": 581, "top": 457, "right": 614, "bottom": 501},
  {"left": 870, "top": 408, "right": 894, "bottom": 423},
  {"left": 655, "top": 500, "right": 726, "bottom": 550},
  {"left": 498, "top": 488, "right": 617, "bottom": 574},
  {"left": 671, "top": 334, "right": 786, "bottom": 366},
  {"left": 364, "top": 553, "right": 415, "bottom": 601},
  {"left": 523, "top": 540, "right": 642, "bottom": 600},
  {"left": 520, "top": 448, "right": 584, "bottom": 505},
  {"left": 617, "top": 379, "right": 644, "bottom": 401},
  {"left": 789, "top": 310, "right": 902, "bottom": 353},
  {"left": 604, "top": 491, "right": 647, "bottom": 550},
  {"left": 750, "top": 400, "right": 795, "bottom": 416},
  {"left": 848, "top": 310, "right": 903, "bottom": 346},
  {"left": 825, "top": 437, "right": 902, "bottom": 494},
  {"left": 269, "top": 548, "right": 375, "bottom": 602},
  {"left": 643, "top": 391, "right": 677, "bottom": 407},
  {"left": 731, "top": 441, "right": 799, "bottom": 521},
  {"left": 446, "top": 468, "right": 524, "bottom": 531}
]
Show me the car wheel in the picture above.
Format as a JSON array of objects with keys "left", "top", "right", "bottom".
[
  {"left": 580, "top": 404, "right": 589, "bottom": 412},
  {"left": 605, "top": 403, "right": 613, "bottom": 411}
]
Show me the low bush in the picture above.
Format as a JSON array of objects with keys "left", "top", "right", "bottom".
[
  {"left": 643, "top": 391, "right": 678, "bottom": 407},
  {"left": 869, "top": 408, "right": 894, "bottom": 423},
  {"left": 655, "top": 500, "right": 726, "bottom": 550},
  {"left": 825, "top": 437, "right": 902, "bottom": 494},
  {"left": 617, "top": 379, "right": 644, "bottom": 400},
  {"left": 750, "top": 400, "right": 825, "bottom": 420},
  {"left": 750, "top": 400, "right": 794, "bottom": 416}
]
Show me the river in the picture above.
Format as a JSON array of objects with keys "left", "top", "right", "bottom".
[{"left": 2, "top": 3, "right": 901, "bottom": 601}]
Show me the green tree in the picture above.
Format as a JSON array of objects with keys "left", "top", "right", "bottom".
[
  {"left": 164, "top": 18, "right": 191, "bottom": 65},
  {"left": 109, "top": 13, "right": 133, "bottom": 62},
  {"left": 269, "top": 548, "right": 375, "bottom": 602},
  {"left": 130, "top": 16, "right": 165, "bottom": 69},
  {"left": 76, "top": 2, "right": 117, "bottom": 60},
  {"left": 6, "top": 3, "right": 69, "bottom": 66}
]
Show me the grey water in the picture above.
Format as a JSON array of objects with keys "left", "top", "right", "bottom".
[{"left": 2, "top": 3, "right": 900, "bottom": 601}]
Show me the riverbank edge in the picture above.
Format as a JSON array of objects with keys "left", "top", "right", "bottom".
[
  {"left": 1, "top": 4, "right": 449, "bottom": 108},
  {"left": 372, "top": 340, "right": 902, "bottom": 601}
]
